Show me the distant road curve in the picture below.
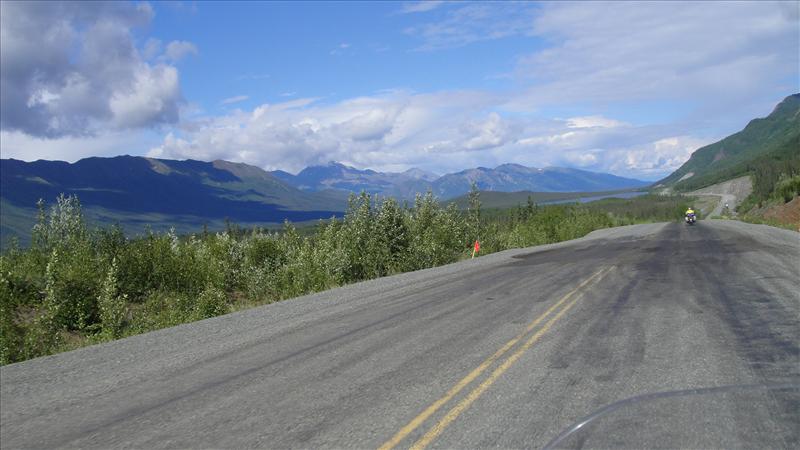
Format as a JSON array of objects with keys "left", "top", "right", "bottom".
[
  {"left": 689, "top": 175, "right": 753, "bottom": 217},
  {"left": 2, "top": 220, "right": 798, "bottom": 449}
]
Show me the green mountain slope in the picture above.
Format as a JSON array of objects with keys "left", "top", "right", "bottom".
[{"left": 658, "top": 93, "right": 800, "bottom": 192}]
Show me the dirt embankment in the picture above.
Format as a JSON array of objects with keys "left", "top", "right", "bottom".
[
  {"left": 688, "top": 176, "right": 753, "bottom": 217},
  {"left": 758, "top": 196, "right": 800, "bottom": 229}
]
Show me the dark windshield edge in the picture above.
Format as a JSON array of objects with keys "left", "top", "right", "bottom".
[{"left": 542, "top": 382, "right": 800, "bottom": 450}]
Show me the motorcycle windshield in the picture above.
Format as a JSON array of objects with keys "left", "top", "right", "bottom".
[{"left": 543, "top": 383, "right": 799, "bottom": 449}]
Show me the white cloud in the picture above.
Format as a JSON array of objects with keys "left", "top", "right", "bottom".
[
  {"left": 145, "top": 88, "right": 703, "bottom": 179},
  {"left": 0, "top": 1, "right": 191, "bottom": 138},
  {"left": 142, "top": 38, "right": 163, "bottom": 60},
  {"left": 404, "top": 2, "right": 537, "bottom": 50},
  {"left": 605, "top": 136, "right": 712, "bottom": 179},
  {"left": 566, "top": 116, "right": 626, "bottom": 129},
  {"left": 507, "top": 1, "right": 798, "bottom": 120},
  {"left": 461, "top": 112, "right": 514, "bottom": 151},
  {"left": 221, "top": 95, "right": 249, "bottom": 105},
  {"left": 506, "top": 119, "right": 712, "bottom": 179},
  {"left": 561, "top": 151, "right": 599, "bottom": 168},
  {"left": 148, "top": 90, "right": 504, "bottom": 172},
  {"left": 109, "top": 64, "right": 180, "bottom": 129},
  {"left": 163, "top": 40, "right": 198, "bottom": 62},
  {"left": 400, "top": 1, "right": 444, "bottom": 14},
  {"left": 0, "top": 129, "right": 159, "bottom": 163},
  {"left": 404, "top": 1, "right": 796, "bottom": 134}
]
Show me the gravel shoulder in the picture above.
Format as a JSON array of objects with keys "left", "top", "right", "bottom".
[{"left": 689, "top": 175, "right": 753, "bottom": 217}]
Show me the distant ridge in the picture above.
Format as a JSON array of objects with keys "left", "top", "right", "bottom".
[
  {"left": 271, "top": 162, "right": 649, "bottom": 199},
  {"left": 0, "top": 156, "right": 348, "bottom": 245}
]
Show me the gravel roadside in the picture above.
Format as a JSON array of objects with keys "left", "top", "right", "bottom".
[{"left": 689, "top": 176, "right": 753, "bottom": 217}]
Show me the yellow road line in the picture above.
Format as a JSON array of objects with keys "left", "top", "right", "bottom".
[
  {"left": 378, "top": 266, "right": 612, "bottom": 450},
  {"left": 410, "top": 281, "right": 594, "bottom": 450}
]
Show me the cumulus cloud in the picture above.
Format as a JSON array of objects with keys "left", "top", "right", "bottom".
[
  {"left": 0, "top": 1, "right": 190, "bottom": 138},
  {"left": 460, "top": 112, "right": 515, "bottom": 151},
  {"left": 603, "top": 136, "right": 712, "bottom": 179},
  {"left": 164, "top": 40, "right": 198, "bottom": 62},
  {"left": 509, "top": 122, "right": 712, "bottom": 180},
  {"left": 145, "top": 88, "right": 700, "bottom": 179},
  {"left": 148, "top": 91, "right": 504, "bottom": 172}
]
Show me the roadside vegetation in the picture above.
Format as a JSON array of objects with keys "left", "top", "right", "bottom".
[
  {"left": 0, "top": 190, "right": 689, "bottom": 365},
  {"left": 739, "top": 167, "right": 800, "bottom": 213},
  {"left": 737, "top": 156, "right": 800, "bottom": 228}
]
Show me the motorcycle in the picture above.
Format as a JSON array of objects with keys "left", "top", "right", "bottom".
[{"left": 685, "top": 213, "right": 696, "bottom": 225}]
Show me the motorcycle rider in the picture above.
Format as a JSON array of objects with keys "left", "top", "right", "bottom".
[{"left": 685, "top": 207, "right": 696, "bottom": 223}]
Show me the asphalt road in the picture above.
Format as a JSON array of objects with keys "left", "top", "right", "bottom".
[{"left": 2, "top": 220, "right": 799, "bottom": 449}]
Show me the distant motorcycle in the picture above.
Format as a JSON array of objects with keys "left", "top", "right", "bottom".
[{"left": 685, "top": 213, "right": 697, "bottom": 225}]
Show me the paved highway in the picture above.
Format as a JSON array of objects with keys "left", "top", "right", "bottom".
[{"left": 2, "top": 220, "right": 798, "bottom": 449}]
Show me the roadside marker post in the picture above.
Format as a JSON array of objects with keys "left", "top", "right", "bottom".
[{"left": 472, "top": 240, "right": 480, "bottom": 259}]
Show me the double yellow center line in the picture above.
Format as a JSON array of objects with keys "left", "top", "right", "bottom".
[{"left": 379, "top": 266, "right": 615, "bottom": 450}]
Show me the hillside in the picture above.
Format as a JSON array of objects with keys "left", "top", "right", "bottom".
[
  {"left": 658, "top": 93, "right": 800, "bottom": 192},
  {"left": 654, "top": 93, "right": 800, "bottom": 227},
  {"left": 1, "top": 156, "right": 347, "bottom": 245}
]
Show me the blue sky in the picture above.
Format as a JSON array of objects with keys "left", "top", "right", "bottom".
[
  {"left": 1, "top": 1, "right": 798, "bottom": 180},
  {"left": 152, "top": 2, "right": 539, "bottom": 114}
]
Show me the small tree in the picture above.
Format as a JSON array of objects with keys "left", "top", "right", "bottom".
[
  {"left": 98, "top": 258, "right": 127, "bottom": 339},
  {"left": 195, "top": 284, "right": 227, "bottom": 320},
  {"left": 467, "top": 182, "right": 482, "bottom": 243},
  {"left": 376, "top": 197, "right": 409, "bottom": 273}
]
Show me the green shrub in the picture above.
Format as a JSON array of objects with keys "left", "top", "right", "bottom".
[
  {"left": 775, "top": 175, "right": 800, "bottom": 203},
  {"left": 42, "top": 245, "right": 101, "bottom": 331},
  {"left": 0, "top": 273, "right": 22, "bottom": 364},
  {"left": 195, "top": 284, "right": 228, "bottom": 320},
  {"left": 98, "top": 259, "right": 127, "bottom": 339},
  {"left": 129, "top": 291, "right": 193, "bottom": 332},
  {"left": 243, "top": 262, "right": 278, "bottom": 304}
]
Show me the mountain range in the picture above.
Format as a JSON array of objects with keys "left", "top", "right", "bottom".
[{"left": 270, "top": 161, "right": 648, "bottom": 199}]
